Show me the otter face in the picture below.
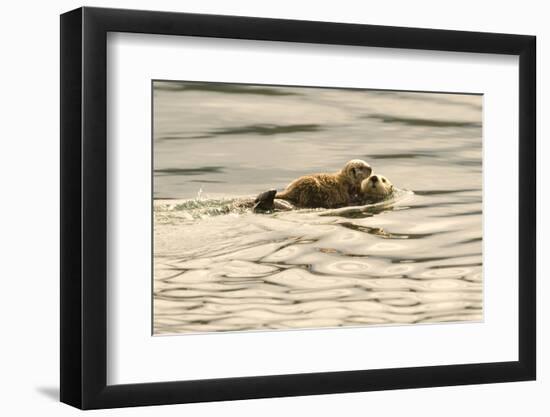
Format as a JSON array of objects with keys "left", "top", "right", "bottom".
[
  {"left": 342, "top": 159, "right": 372, "bottom": 184},
  {"left": 361, "top": 174, "right": 394, "bottom": 198}
]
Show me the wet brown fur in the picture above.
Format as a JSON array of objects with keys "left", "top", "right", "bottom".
[
  {"left": 275, "top": 174, "right": 351, "bottom": 208},
  {"left": 275, "top": 161, "right": 371, "bottom": 208}
]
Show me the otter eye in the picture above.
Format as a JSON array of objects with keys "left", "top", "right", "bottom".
[{"left": 382, "top": 178, "right": 386, "bottom": 183}]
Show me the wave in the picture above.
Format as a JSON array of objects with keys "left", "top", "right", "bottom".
[{"left": 154, "top": 188, "right": 414, "bottom": 220}]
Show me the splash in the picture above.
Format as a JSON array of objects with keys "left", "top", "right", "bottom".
[{"left": 154, "top": 188, "right": 414, "bottom": 221}]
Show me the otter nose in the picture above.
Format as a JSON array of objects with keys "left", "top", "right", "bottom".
[{"left": 371, "top": 175, "right": 379, "bottom": 184}]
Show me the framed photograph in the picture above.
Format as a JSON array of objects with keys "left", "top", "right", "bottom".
[{"left": 60, "top": 6, "right": 536, "bottom": 409}]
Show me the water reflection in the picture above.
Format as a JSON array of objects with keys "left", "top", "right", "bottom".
[
  {"left": 153, "top": 81, "right": 482, "bottom": 334},
  {"left": 364, "top": 114, "right": 481, "bottom": 128}
]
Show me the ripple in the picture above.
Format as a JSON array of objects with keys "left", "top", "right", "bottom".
[
  {"left": 416, "top": 267, "right": 472, "bottom": 279},
  {"left": 222, "top": 260, "right": 280, "bottom": 277},
  {"left": 210, "top": 123, "right": 322, "bottom": 136},
  {"left": 310, "top": 259, "right": 372, "bottom": 275},
  {"left": 154, "top": 81, "right": 299, "bottom": 96},
  {"left": 379, "top": 264, "right": 416, "bottom": 276},
  {"left": 274, "top": 318, "right": 345, "bottom": 329},
  {"left": 367, "top": 241, "right": 408, "bottom": 252},
  {"left": 154, "top": 166, "right": 224, "bottom": 176},
  {"left": 166, "top": 257, "right": 206, "bottom": 269},
  {"left": 262, "top": 244, "right": 310, "bottom": 263},
  {"left": 287, "top": 287, "right": 360, "bottom": 301},
  {"left": 264, "top": 268, "right": 348, "bottom": 289},
  {"left": 419, "top": 312, "right": 482, "bottom": 323},
  {"left": 364, "top": 114, "right": 481, "bottom": 128},
  {"left": 215, "top": 241, "right": 291, "bottom": 262},
  {"left": 466, "top": 271, "right": 483, "bottom": 282}
]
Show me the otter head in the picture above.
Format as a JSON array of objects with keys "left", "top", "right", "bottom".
[
  {"left": 341, "top": 159, "right": 372, "bottom": 185},
  {"left": 361, "top": 174, "right": 394, "bottom": 198}
]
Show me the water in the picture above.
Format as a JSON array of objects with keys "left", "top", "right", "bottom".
[{"left": 153, "top": 81, "right": 483, "bottom": 335}]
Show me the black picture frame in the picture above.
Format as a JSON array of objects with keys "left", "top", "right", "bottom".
[{"left": 60, "top": 6, "right": 536, "bottom": 410}]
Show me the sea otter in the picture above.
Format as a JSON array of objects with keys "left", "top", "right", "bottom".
[
  {"left": 271, "top": 159, "right": 372, "bottom": 209},
  {"left": 356, "top": 174, "right": 394, "bottom": 204},
  {"left": 252, "top": 171, "right": 395, "bottom": 213}
]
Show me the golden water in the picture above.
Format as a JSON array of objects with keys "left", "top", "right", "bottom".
[{"left": 153, "top": 82, "right": 482, "bottom": 335}]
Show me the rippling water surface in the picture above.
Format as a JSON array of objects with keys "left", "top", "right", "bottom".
[{"left": 153, "top": 81, "right": 483, "bottom": 335}]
